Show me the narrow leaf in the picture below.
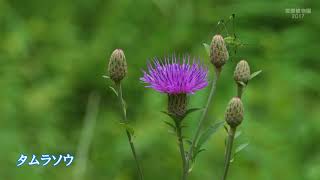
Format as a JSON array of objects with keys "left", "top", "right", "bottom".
[
  {"left": 163, "top": 121, "right": 176, "bottom": 130},
  {"left": 235, "top": 131, "right": 242, "bottom": 139},
  {"left": 161, "top": 111, "right": 170, "bottom": 116},
  {"left": 194, "top": 148, "right": 206, "bottom": 157},
  {"left": 185, "top": 139, "right": 192, "bottom": 145},
  {"left": 109, "top": 86, "right": 118, "bottom": 97},
  {"left": 160, "top": 111, "right": 178, "bottom": 122},
  {"left": 224, "top": 125, "right": 229, "bottom": 133},
  {"left": 102, "top": 75, "right": 110, "bottom": 79},
  {"left": 235, "top": 142, "right": 249, "bottom": 154},
  {"left": 167, "top": 129, "right": 176, "bottom": 135},
  {"left": 180, "top": 125, "right": 188, "bottom": 129},
  {"left": 126, "top": 126, "right": 135, "bottom": 136},
  {"left": 120, "top": 123, "right": 135, "bottom": 136},
  {"left": 203, "top": 43, "right": 210, "bottom": 56},
  {"left": 197, "top": 121, "right": 224, "bottom": 148},
  {"left": 237, "top": 81, "right": 246, "bottom": 87},
  {"left": 188, "top": 163, "right": 194, "bottom": 173},
  {"left": 184, "top": 108, "right": 203, "bottom": 118},
  {"left": 191, "top": 147, "right": 206, "bottom": 164},
  {"left": 249, "top": 70, "right": 262, "bottom": 80}
]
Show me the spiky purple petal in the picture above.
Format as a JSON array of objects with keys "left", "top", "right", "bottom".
[{"left": 140, "top": 56, "right": 208, "bottom": 94}]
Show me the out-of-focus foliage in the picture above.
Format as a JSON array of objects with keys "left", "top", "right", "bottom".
[{"left": 0, "top": 0, "right": 319, "bottom": 179}]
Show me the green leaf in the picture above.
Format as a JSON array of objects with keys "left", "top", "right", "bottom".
[
  {"left": 188, "top": 163, "right": 195, "bottom": 173},
  {"left": 249, "top": 70, "right": 262, "bottom": 80},
  {"left": 160, "top": 111, "right": 179, "bottom": 122},
  {"left": 194, "top": 148, "right": 206, "bottom": 158},
  {"left": 183, "top": 108, "right": 203, "bottom": 118},
  {"left": 235, "top": 142, "right": 249, "bottom": 154},
  {"left": 234, "top": 131, "right": 242, "bottom": 139},
  {"left": 190, "top": 147, "right": 206, "bottom": 165},
  {"left": 237, "top": 81, "right": 246, "bottom": 87},
  {"left": 102, "top": 75, "right": 110, "bottom": 79},
  {"left": 224, "top": 125, "right": 229, "bottom": 133},
  {"left": 191, "top": 125, "right": 218, "bottom": 162},
  {"left": 160, "top": 110, "right": 172, "bottom": 117},
  {"left": 231, "top": 142, "right": 249, "bottom": 162},
  {"left": 120, "top": 123, "right": 135, "bottom": 136},
  {"left": 126, "top": 126, "right": 135, "bottom": 136},
  {"left": 109, "top": 86, "right": 118, "bottom": 97},
  {"left": 180, "top": 124, "right": 188, "bottom": 129},
  {"left": 167, "top": 129, "right": 176, "bottom": 135},
  {"left": 161, "top": 108, "right": 203, "bottom": 123},
  {"left": 197, "top": 121, "right": 224, "bottom": 149},
  {"left": 185, "top": 139, "right": 192, "bottom": 145},
  {"left": 203, "top": 43, "right": 210, "bottom": 56},
  {"left": 163, "top": 120, "right": 176, "bottom": 130}
]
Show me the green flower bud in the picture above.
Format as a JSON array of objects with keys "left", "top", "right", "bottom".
[
  {"left": 209, "top": 34, "right": 229, "bottom": 69},
  {"left": 225, "top": 97, "right": 244, "bottom": 127},
  {"left": 168, "top": 94, "right": 187, "bottom": 118},
  {"left": 108, "top": 49, "right": 127, "bottom": 83},
  {"left": 234, "top": 60, "right": 251, "bottom": 84}
]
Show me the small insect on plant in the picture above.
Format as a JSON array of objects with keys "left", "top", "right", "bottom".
[{"left": 204, "top": 14, "right": 249, "bottom": 60}]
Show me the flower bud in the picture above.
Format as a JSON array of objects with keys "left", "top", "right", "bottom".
[
  {"left": 234, "top": 60, "right": 251, "bottom": 84},
  {"left": 168, "top": 94, "right": 187, "bottom": 118},
  {"left": 225, "top": 97, "right": 244, "bottom": 127},
  {"left": 108, "top": 49, "right": 127, "bottom": 83},
  {"left": 209, "top": 35, "right": 229, "bottom": 69}
]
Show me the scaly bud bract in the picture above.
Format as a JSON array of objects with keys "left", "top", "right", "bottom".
[
  {"left": 168, "top": 93, "right": 187, "bottom": 119},
  {"left": 108, "top": 49, "right": 127, "bottom": 83},
  {"left": 234, "top": 60, "right": 251, "bottom": 85},
  {"left": 209, "top": 35, "right": 229, "bottom": 69},
  {"left": 225, "top": 97, "right": 244, "bottom": 127}
]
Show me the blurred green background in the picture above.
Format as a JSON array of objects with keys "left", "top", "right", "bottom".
[{"left": 1, "top": 0, "right": 319, "bottom": 179}]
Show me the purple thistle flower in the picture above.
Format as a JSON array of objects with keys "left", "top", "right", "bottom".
[{"left": 140, "top": 56, "right": 209, "bottom": 94}]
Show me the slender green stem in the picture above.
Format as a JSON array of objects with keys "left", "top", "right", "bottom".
[
  {"left": 116, "top": 83, "right": 144, "bottom": 180},
  {"left": 185, "top": 68, "right": 221, "bottom": 174},
  {"left": 237, "top": 84, "right": 244, "bottom": 98},
  {"left": 175, "top": 122, "right": 187, "bottom": 180},
  {"left": 222, "top": 127, "right": 236, "bottom": 180},
  {"left": 125, "top": 129, "right": 144, "bottom": 180},
  {"left": 222, "top": 82, "right": 244, "bottom": 180}
]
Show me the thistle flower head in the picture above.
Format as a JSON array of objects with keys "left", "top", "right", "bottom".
[
  {"left": 108, "top": 49, "right": 127, "bottom": 83},
  {"left": 210, "top": 34, "right": 229, "bottom": 69},
  {"left": 225, "top": 97, "right": 244, "bottom": 127},
  {"left": 140, "top": 56, "right": 208, "bottom": 94}
]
